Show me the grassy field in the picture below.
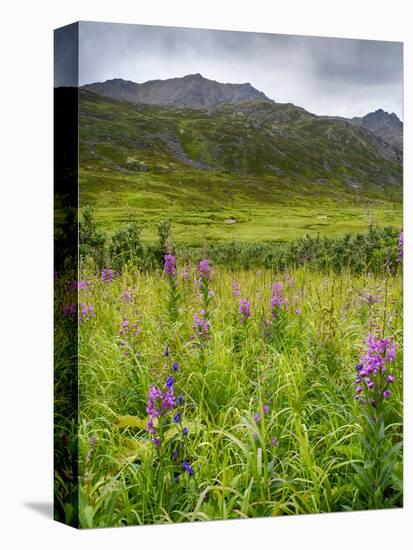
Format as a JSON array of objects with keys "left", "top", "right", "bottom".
[
  {"left": 79, "top": 167, "right": 402, "bottom": 244},
  {"left": 55, "top": 261, "right": 403, "bottom": 526}
]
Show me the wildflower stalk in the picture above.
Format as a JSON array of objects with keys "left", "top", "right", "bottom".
[
  {"left": 353, "top": 334, "right": 401, "bottom": 508},
  {"left": 164, "top": 255, "right": 180, "bottom": 323}
]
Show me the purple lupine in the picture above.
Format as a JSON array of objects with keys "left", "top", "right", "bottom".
[
  {"left": 172, "top": 362, "right": 180, "bottom": 372},
  {"left": 354, "top": 333, "right": 397, "bottom": 405},
  {"left": 199, "top": 259, "right": 211, "bottom": 279},
  {"left": 397, "top": 230, "right": 403, "bottom": 263},
  {"left": 164, "top": 254, "right": 177, "bottom": 278},
  {"left": 101, "top": 268, "right": 115, "bottom": 282},
  {"left": 182, "top": 427, "right": 189, "bottom": 436},
  {"left": 239, "top": 299, "right": 251, "bottom": 323},
  {"left": 272, "top": 436, "right": 279, "bottom": 448}
]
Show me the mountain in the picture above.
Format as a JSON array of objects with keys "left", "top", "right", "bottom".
[
  {"left": 82, "top": 73, "right": 269, "bottom": 108},
  {"left": 69, "top": 85, "right": 402, "bottom": 241},
  {"left": 349, "top": 109, "right": 403, "bottom": 150},
  {"left": 77, "top": 87, "right": 402, "bottom": 188}
]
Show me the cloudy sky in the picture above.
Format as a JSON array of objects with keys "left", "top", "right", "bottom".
[{"left": 55, "top": 21, "right": 403, "bottom": 119}]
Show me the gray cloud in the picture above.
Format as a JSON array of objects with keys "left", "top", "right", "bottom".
[{"left": 56, "top": 21, "right": 403, "bottom": 119}]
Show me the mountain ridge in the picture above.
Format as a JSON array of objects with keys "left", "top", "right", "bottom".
[
  {"left": 83, "top": 73, "right": 269, "bottom": 109},
  {"left": 82, "top": 74, "right": 403, "bottom": 150}
]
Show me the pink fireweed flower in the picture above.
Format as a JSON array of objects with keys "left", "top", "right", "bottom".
[
  {"left": 232, "top": 282, "right": 241, "bottom": 298},
  {"left": 121, "top": 290, "right": 133, "bottom": 304},
  {"left": 397, "top": 230, "right": 403, "bottom": 262},
  {"left": 199, "top": 259, "right": 211, "bottom": 279},
  {"left": 181, "top": 266, "right": 191, "bottom": 281},
  {"left": 63, "top": 303, "right": 95, "bottom": 323},
  {"left": 146, "top": 379, "right": 176, "bottom": 444},
  {"left": 239, "top": 299, "right": 251, "bottom": 323},
  {"left": 101, "top": 268, "right": 115, "bottom": 282},
  {"left": 192, "top": 310, "right": 210, "bottom": 346},
  {"left": 164, "top": 254, "right": 177, "bottom": 278},
  {"left": 354, "top": 333, "right": 397, "bottom": 405},
  {"left": 70, "top": 280, "right": 89, "bottom": 290},
  {"left": 271, "top": 282, "right": 289, "bottom": 317}
]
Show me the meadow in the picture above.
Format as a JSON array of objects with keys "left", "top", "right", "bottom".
[{"left": 55, "top": 249, "right": 403, "bottom": 527}]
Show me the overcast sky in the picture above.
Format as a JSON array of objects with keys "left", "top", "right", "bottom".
[{"left": 55, "top": 21, "right": 403, "bottom": 119}]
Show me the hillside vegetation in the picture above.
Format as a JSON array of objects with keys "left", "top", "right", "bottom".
[{"left": 75, "top": 87, "right": 402, "bottom": 243}]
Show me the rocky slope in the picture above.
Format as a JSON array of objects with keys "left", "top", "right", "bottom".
[{"left": 83, "top": 73, "right": 269, "bottom": 108}]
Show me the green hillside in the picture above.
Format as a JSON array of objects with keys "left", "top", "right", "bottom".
[{"left": 78, "top": 89, "right": 402, "bottom": 244}]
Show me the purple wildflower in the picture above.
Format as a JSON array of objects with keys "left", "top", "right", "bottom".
[
  {"left": 232, "top": 282, "right": 241, "bottom": 298},
  {"left": 121, "top": 290, "right": 133, "bottom": 304},
  {"left": 397, "top": 230, "right": 403, "bottom": 263},
  {"left": 63, "top": 303, "right": 95, "bottom": 323},
  {"left": 177, "top": 395, "right": 184, "bottom": 405},
  {"left": 192, "top": 310, "right": 210, "bottom": 345},
  {"left": 354, "top": 334, "right": 397, "bottom": 404},
  {"left": 199, "top": 259, "right": 211, "bottom": 279},
  {"left": 263, "top": 404, "right": 270, "bottom": 415},
  {"left": 239, "top": 299, "right": 251, "bottom": 323},
  {"left": 173, "top": 413, "right": 181, "bottom": 424},
  {"left": 182, "top": 427, "right": 189, "bottom": 436},
  {"left": 70, "top": 280, "right": 89, "bottom": 290},
  {"left": 165, "top": 376, "right": 175, "bottom": 389},
  {"left": 172, "top": 362, "right": 180, "bottom": 372},
  {"left": 272, "top": 436, "right": 279, "bottom": 448},
  {"left": 101, "top": 268, "right": 115, "bottom": 282},
  {"left": 271, "top": 282, "right": 289, "bottom": 317},
  {"left": 182, "top": 461, "right": 194, "bottom": 476},
  {"left": 164, "top": 254, "right": 177, "bottom": 278},
  {"left": 146, "top": 381, "right": 176, "bottom": 442},
  {"left": 181, "top": 267, "right": 191, "bottom": 281}
]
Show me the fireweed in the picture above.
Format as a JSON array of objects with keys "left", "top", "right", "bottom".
[
  {"left": 63, "top": 303, "right": 95, "bottom": 323},
  {"left": 353, "top": 333, "right": 401, "bottom": 508},
  {"left": 69, "top": 280, "right": 89, "bottom": 290},
  {"left": 117, "top": 316, "right": 139, "bottom": 356},
  {"left": 268, "top": 281, "right": 289, "bottom": 341},
  {"left": 239, "top": 299, "right": 252, "bottom": 324},
  {"left": 198, "top": 259, "right": 213, "bottom": 316},
  {"left": 232, "top": 282, "right": 241, "bottom": 298},
  {"left": 397, "top": 230, "right": 403, "bottom": 263},
  {"left": 101, "top": 268, "right": 115, "bottom": 282},
  {"left": 191, "top": 310, "right": 210, "bottom": 350},
  {"left": 164, "top": 254, "right": 180, "bottom": 323},
  {"left": 146, "top": 362, "right": 194, "bottom": 483}
]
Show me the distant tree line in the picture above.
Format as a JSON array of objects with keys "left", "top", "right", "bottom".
[{"left": 58, "top": 206, "right": 401, "bottom": 275}]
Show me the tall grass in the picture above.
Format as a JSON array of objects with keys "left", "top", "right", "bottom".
[{"left": 55, "top": 262, "right": 403, "bottom": 527}]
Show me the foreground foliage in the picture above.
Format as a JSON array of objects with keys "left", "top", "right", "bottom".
[{"left": 55, "top": 258, "right": 403, "bottom": 527}]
